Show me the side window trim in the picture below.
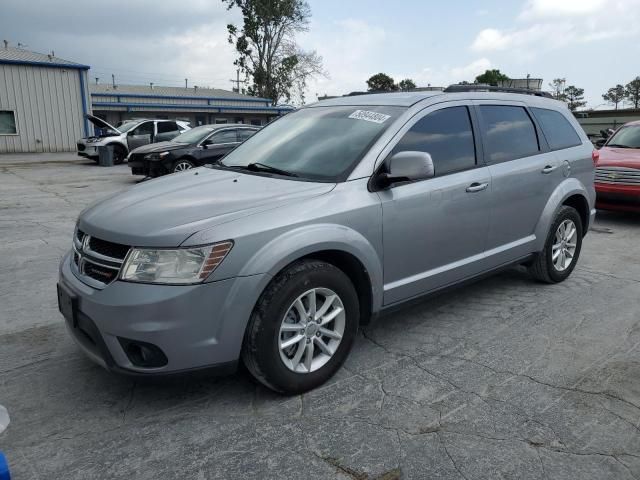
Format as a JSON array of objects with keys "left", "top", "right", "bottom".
[{"left": 372, "top": 101, "right": 482, "bottom": 187}]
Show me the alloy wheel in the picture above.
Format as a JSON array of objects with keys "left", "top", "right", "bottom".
[
  {"left": 552, "top": 219, "right": 577, "bottom": 272},
  {"left": 174, "top": 161, "right": 193, "bottom": 172},
  {"left": 278, "top": 288, "right": 345, "bottom": 373}
]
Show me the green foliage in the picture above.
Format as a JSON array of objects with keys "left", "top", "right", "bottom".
[
  {"left": 398, "top": 78, "right": 417, "bottom": 91},
  {"left": 625, "top": 77, "right": 640, "bottom": 109},
  {"left": 474, "top": 69, "right": 510, "bottom": 86},
  {"left": 564, "top": 85, "right": 586, "bottom": 111},
  {"left": 602, "top": 84, "right": 626, "bottom": 110},
  {"left": 222, "top": 0, "right": 324, "bottom": 104},
  {"left": 367, "top": 73, "right": 397, "bottom": 92}
]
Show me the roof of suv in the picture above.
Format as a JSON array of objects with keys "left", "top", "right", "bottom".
[{"left": 311, "top": 90, "right": 563, "bottom": 108}]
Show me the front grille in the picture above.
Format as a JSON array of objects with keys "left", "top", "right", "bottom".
[
  {"left": 595, "top": 166, "right": 640, "bottom": 185},
  {"left": 88, "top": 237, "right": 130, "bottom": 260},
  {"left": 77, "top": 142, "right": 86, "bottom": 152},
  {"left": 73, "top": 230, "right": 130, "bottom": 287}
]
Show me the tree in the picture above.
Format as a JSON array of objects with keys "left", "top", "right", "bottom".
[
  {"left": 367, "top": 73, "right": 397, "bottom": 92},
  {"left": 398, "top": 78, "right": 416, "bottom": 91},
  {"left": 549, "top": 78, "right": 567, "bottom": 101},
  {"left": 625, "top": 77, "right": 640, "bottom": 109},
  {"left": 475, "top": 69, "right": 509, "bottom": 86},
  {"left": 564, "top": 85, "right": 587, "bottom": 111},
  {"left": 222, "top": 0, "right": 325, "bottom": 105},
  {"left": 602, "top": 84, "right": 625, "bottom": 110}
]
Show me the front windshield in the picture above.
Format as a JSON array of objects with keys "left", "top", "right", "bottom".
[
  {"left": 172, "top": 126, "right": 215, "bottom": 144},
  {"left": 607, "top": 125, "right": 640, "bottom": 149},
  {"left": 117, "top": 121, "right": 138, "bottom": 133},
  {"left": 220, "top": 106, "right": 405, "bottom": 181}
]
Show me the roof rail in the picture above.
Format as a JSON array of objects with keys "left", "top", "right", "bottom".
[{"left": 443, "top": 84, "right": 553, "bottom": 98}]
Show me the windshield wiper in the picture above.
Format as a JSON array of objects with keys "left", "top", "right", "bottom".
[
  {"left": 241, "top": 162, "right": 299, "bottom": 177},
  {"left": 607, "top": 144, "right": 631, "bottom": 148}
]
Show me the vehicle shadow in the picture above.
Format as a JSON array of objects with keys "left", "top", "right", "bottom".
[{"left": 595, "top": 209, "right": 640, "bottom": 227}]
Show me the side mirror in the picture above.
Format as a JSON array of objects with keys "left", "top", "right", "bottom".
[
  {"left": 376, "top": 151, "right": 435, "bottom": 189},
  {"left": 202, "top": 139, "right": 214, "bottom": 149}
]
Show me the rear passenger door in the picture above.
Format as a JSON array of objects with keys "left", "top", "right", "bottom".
[
  {"left": 475, "top": 102, "right": 562, "bottom": 264},
  {"left": 379, "top": 103, "right": 492, "bottom": 304}
]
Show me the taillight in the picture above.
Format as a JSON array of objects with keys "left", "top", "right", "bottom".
[{"left": 592, "top": 149, "right": 599, "bottom": 166}]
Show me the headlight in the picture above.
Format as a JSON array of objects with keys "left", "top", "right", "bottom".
[
  {"left": 120, "top": 241, "right": 233, "bottom": 284},
  {"left": 145, "top": 152, "right": 170, "bottom": 160}
]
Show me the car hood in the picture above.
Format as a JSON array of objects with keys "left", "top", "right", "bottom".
[
  {"left": 598, "top": 146, "right": 640, "bottom": 168},
  {"left": 129, "top": 141, "right": 188, "bottom": 155},
  {"left": 78, "top": 168, "right": 335, "bottom": 247},
  {"left": 86, "top": 114, "right": 121, "bottom": 133}
]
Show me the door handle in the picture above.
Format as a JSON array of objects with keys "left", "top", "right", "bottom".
[
  {"left": 466, "top": 182, "right": 489, "bottom": 193},
  {"left": 541, "top": 165, "right": 559, "bottom": 174}
]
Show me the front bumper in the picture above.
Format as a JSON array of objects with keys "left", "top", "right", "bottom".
[
  {"left": 128, "top": 154, "right": 170, "bottom": 177},
  {"left": 595, "top": 182, "right": 640, "bottom": 212},
  {"left": 58, "top": 252, "right": 268, "bottom": 375}
]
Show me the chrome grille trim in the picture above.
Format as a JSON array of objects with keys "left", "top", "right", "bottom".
[
  {"left": 595, "top": 166, "right": 640, "bottom": 185},
  {"left": 71, "top": 231, "right": 131, "bottom": 288}
]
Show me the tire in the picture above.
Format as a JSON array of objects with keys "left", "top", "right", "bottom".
[
  {"left": 112, "top": 145, "right": 127, "bottom": 165},
  {"left": 173, "top": 159, "right": 195, "bottom": 173},
  {"left": 528, "top": 205, "right": 583, "bottom": 283},
  {"left": 242, "top": 260, "right": 359, "bottom": 394}
]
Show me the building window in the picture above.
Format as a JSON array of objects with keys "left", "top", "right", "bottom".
[
  {"left": 0, "top": 111, "right": 17, "bottom": 135},
  {"left": 250, "top": 119, "right": 262, "bottom": 126},
  {"left": 234, "top": 117, "right": 244, "bottom": 124},
  {"left": 215, "top": 118, "right": 228, "bottom": 124}
]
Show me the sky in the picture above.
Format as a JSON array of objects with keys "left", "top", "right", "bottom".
[{"left": 2, "top": 0, "right": 639, "bottom": 108}]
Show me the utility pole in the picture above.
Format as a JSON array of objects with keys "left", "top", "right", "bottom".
[
  {"left": 185, "top": 78, "right": 188, "bottom": 89},
  {"left": 112, "top": 74, "right": 116, "bottom": 88},
  {"left": 229, "top": 69, "right": 247, "bottom": 93}
]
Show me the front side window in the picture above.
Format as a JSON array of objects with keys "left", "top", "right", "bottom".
[
  {"left": 606, "top": 125, "right": 640, "bottom": 149},
  {"left": 157, "top": 121, "right": 179, "bottom": 134},
  {"left": 238, "top": 129, "right": 257, "bottom": 141},
  {"left": 392, "top": 106, "right": 476, "bottom": 177},
  {"left": 0, "top": 111, "right": 17, "bottom": 135},
  {"left": 172, "top": 126, "right": 214, "bottom": 144},
  {"left": 221, "top": 106, "right": 405, "bottom": 182},
  {"left": 131, "top": 122, "right": 154, "bottom": 137},
  {"left": 210, "top": 130, "right": 238, "bottom": 144},
  {"left": 531, "top": 108, "right": 581, "bottom": 150},
  {"left": 479, "top": 106, "right": 540, "bottom": 163}
]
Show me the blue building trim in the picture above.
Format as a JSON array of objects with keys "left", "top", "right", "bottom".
[
  {"left": 91, "top": 92, "right": 273, "bottom": 105},
  {"left": 78, "top": 71, "right": 90, "bottom": 136},
  {"left": 0, "top": 59, "right": 90, "bottom": 70},
  {"left": 91, "top": 102, "right": 293, "bottom": 114}
]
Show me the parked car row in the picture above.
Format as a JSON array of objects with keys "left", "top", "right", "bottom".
[{"left": 77, "top": 115, "right": 191, "bottom": 164}]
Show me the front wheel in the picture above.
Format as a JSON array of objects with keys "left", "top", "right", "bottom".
[
  {"left": 173, "top": 159, "right": 195, "bottom": 173},
  {"left": 242, "top": 260, "right": 359, "bottom": 394},
  {"left": 528, "top": 205, "right": 583, "bottom": 283}
]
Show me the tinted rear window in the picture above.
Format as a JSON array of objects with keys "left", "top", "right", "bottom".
[
  {"left": 479, "top": 106, "right": 540, "bottom": 163},
  {"left": 531, "top": 108, "right": 581, "bottom": 150}
]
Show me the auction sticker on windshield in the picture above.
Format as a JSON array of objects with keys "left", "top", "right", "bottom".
[{"left": 348, "top": 110, "right": 391, "bottom": 124}]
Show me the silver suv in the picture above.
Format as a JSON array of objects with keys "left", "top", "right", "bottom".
[{"left": 58, "top": 89, "right": 596, "bottom": 393}]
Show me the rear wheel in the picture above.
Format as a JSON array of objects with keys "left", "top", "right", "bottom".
[
  {"left": 242, "top": 260, "right": 359, "bottom": 394},
  {"left": 173, "top": 159, "right": 195, "bottom": 173},
  {"left": 528, "top": 205, "right": 583, "bottom": 283}
]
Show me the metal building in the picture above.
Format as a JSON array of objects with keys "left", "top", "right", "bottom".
[
  {"left": 89, "top": 84, "right": 293, "bottom": 128},
  {"left": 0, "top": 45, "right": 91, "bottom": 153}
]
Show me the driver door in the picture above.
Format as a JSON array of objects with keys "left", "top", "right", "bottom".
[
  {"left": 127, "top": 121, "right": 154, "bottom": 151},
  {"left": 378, "top": 103, "right": 492, "bottom": 305}
]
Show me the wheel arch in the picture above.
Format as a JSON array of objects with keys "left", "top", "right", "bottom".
[
  {"left": 533, "top": 179, "right": 592, "bottom": 251},
  {"left": 235, "top": 225, "right": 384, "bottom": 323}
]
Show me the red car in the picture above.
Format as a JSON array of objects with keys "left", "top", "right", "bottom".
[{"left": 594, "top": 120, "right": 640, "bottom": 212}]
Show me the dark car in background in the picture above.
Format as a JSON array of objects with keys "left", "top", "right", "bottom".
[{"left": 128, "top": 124, "right": 259, "bottom": 177}]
